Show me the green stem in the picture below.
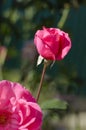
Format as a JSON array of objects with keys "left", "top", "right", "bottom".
[
  {"left": 0, "top": 66, "right": 3, "bottom": 80},
  {"left": 36, "top": 63, "right": 47, "bottom": 102}
]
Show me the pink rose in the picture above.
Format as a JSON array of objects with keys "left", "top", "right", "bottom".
[
  {"left": 34, "top": 27, "right": 71, "bottom": 60},
  {"left": 0, "top": 80, "right": 42, "bottom": 130}
]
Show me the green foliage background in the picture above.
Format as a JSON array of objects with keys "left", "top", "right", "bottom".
[{"left": 0, "top": 0, "right": 86, "bottom": 130}]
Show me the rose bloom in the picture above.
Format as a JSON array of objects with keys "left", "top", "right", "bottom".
[
  {"left": 34, "top": 27, "right": 71, "bottom": 60},
  {"left": 0, "top": 80, "right": 42, "bottom": 130}
]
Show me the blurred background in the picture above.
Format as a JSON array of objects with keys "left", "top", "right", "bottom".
[{"left": 0, "top": 0, "right": 86, "bottom": 130}]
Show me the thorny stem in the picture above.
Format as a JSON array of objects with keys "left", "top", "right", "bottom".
[{"left": 36, "top": 62, "right": 47, "bottom": 102}]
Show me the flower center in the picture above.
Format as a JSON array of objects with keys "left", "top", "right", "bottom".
[
  {"left": 0, "top": 111, "right": 11, "bottom": 125},
  {"left": 0, "top": 115, "right": 8, "bottom": 124}
]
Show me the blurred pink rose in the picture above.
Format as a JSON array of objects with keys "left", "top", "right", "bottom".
[
  {"left": 21, "top": 40, "right": 37, "bottom": 63},
  {"left": 0, "top": 80, "right": 42, "bottom": 130},
  {"left": 34, "top": 27, "right": 71, "bottom": 60}
]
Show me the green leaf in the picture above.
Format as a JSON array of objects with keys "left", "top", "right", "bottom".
[{"left": 41, "top": 99, "right": 67, "bottom": 110}]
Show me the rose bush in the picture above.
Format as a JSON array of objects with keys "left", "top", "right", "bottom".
[
  {"left": 34, "top": 27, "right": 71, "bottom": 60},
  {"left": 0, "top": 80, "right": 42, "bottom": 130}
]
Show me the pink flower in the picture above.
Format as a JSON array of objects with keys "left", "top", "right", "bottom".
[
  {"left": 0, "top": 80, "right": 42, "bottom": 130},
  {"left": 34, "top": 27, "right": 71, "bottom": 60}
]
